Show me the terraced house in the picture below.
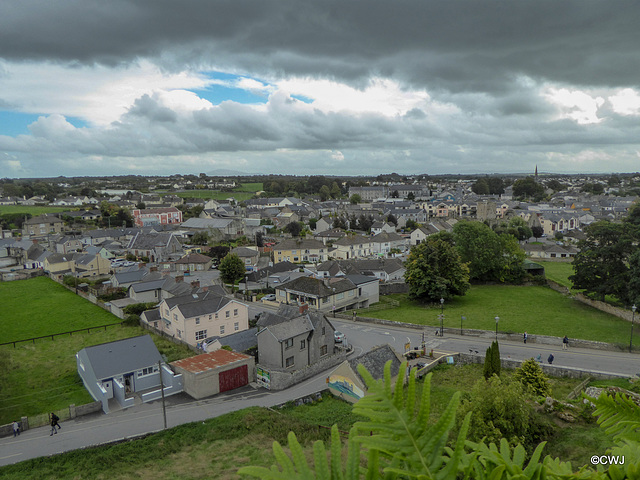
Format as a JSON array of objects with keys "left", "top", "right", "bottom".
[
  {"left": 273, "top": 238, "right": 328, "bottom": 263},
  {"left": 150, "top": 290, "right": 249, "bottom": 347}
]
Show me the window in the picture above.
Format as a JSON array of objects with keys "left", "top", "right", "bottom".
[
  {"left": 153, "top": 321, "right": 158, "bottom": 328},
  {"left": 285, "top": 356, "right": 294, "bottom": 368},
  {"left": 320, "top": 345, "right": 327, "bottom": 356},
  {"left": 138, "top": 366, "right": 158, "bottom": 377},
  {"left": 322, "top": 327, "right": 326, "bottom": 335},
  {"left": 279, "top": 290, "right": 286, "bottom": 297},
  {"left": 215, "top": 313, "right": 218, "bottom": 319},
  {"left": 349, "top": 290, "right": 354, "bottom": 297},
  {"left": 209, "top": 314, "right": 212, "bottom": 320},
  {"left": 300, "top": 339, "right": 306, "bottom": 350},
  {"left": 226, "top": 311, "right": 230, "bottom": 318},
  {"left": 284, "top": 338, "right": 294, "bottom": 349},
  {"left": 292, "top": 250, "right": 297, "bottom": 254},
  {"left": 195, "top": 330, "right": 207, "bottom": 340},
  {"left": 177, "top": 329, "right": 182, "bottom": 338},
  {"left": 233, "top": 309, "right": 238, "bottom": 316},
  {"left": 195, "top": 317, "right": 200, "bottom": 325},
  {"left": 173, "top": 314, "right": 178, "bottom": 322},
  {"left": 220, "top": 325, "right": 225, "bottom": 335},
  {"left": 234, "top": 322, "right": 239, "bottom": 331}
]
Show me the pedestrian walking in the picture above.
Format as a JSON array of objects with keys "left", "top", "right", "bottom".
[
  {"left": 523, "top": 332, "right": 528, "bottom": 344},
  {"left": 50, "top": 412, "right": 61, "bottom": 436},
  {"left": 12, "top": 421, "right": 20, "bottom": 437},
  {"left": 563, "top": 335, "right": 569, "bottom": 350},
  {"left": 547, "top": 353, "right": 554, "bottom": 365}
]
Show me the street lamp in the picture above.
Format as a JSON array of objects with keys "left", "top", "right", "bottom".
[
  {"left": 245, "top": 275, "right": 248, "bottom": 300},
  {"left": 495, "top": 316, "right": 499, "bottom": 342},
  {"left": 440, "top": 298, "right": 444, "bottom": 336},
  {"left": 461, "top": 315, "right": 466, "bottom": 336},
  {"left": 333, "top": 287, "right": 336, "bottom": 318},
  {"left": 630, "top": 304, "right": 637, "bottom": 353}
]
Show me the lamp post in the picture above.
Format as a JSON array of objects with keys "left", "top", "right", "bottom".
[
  {"left": 630, "top": 304, "right": 637, "bottom": 353},
  {"left": 461, "top": 315, "right": 465, "bottom": 336},
  {"left": 333, "top": 287, "right": 336, "bottom": 318},
  {"left": 245, "top": 275, "right": 248, "bottom": 300},
  {"left": 495, "top": 316, "right": 499, "bottom": 342},
  {"left": 440, "top": 298, "right": 444, "bottom": 337}
]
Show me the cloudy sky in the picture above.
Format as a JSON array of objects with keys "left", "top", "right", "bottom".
[{"left": 2, "top": 1, "right": 640, "bottom": 179}]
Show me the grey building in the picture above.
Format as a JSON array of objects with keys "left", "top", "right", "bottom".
[
  {"left": 256, "top": 305, "right": 336, "bottom": 371},
  {"left": 76, "top": 335, "right": 183, "bottom": 413}
]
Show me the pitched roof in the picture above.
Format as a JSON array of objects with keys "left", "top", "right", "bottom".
[
  {"left": 274, "top": 238, "right": 326, "bottom": 250},
  {"left": 175, "top": 252, "right": 212, "bottom": 264},
  {"left": 80, "top": 335, "right": 162, "bottom": 379},
  {"left": 277, "top": 276, "right": 355, "bottom": 297}
]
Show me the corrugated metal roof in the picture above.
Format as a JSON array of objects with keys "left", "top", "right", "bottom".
[{"left": 171, "top": 349, "right": 251, "bottom": 373}]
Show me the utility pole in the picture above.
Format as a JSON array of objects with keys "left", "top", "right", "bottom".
[{"left": 158, "top": 360, "right": 167, "bottom": 430}]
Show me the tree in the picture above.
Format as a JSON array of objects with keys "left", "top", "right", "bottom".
[
  {"left": 218, "top": 253, "right": 245, "bottom": 285},
  {"left": 628, "top": 250, "right": 640, "bottom": 307},
  {"left": 514, "top": 358, "right": 552, "bottom": 397},
  {"left": 506, "top": 217, "right": 533, "bottom": 241},
  {"left": 190, "top": 231, "right": 210, "bottom": 245},
  {"left": 512, "top": 177, "right": 545, "bottom": 200},
  {"left": 483, "top": 341, "right": 501, "bottom": 379},
  {"left": 349, "top": 194, "right": 361, "bottom": 204},
  {"left": 453, "top": 221, "right": 525, "bottom": 283},
  {"left": 404, "top": 234, "right": 470, "bottom": 302},
  {"left": 386, "top": 213, "right": 397, "bottom": 226},
  {"left": 531, "top": 225, "right": 544, "bottom": 239},
  {"left": 472, "top": 178, "right": 490, "bottom": 195},
  {"left": 284, "top": 221, "right": 303, "bottom": 237},
  {"left": 319, "top": 185, "right": 331, "bottom": 201},
  {"left": 330, "top": 182, "right": 341, "bottom": 198},
  {"left": 255, "top": 231, "right": 264, "bottom": 248},
  {"left": 569, "top": 221, "right": 634, "bottom": 302},
  {"left": 207, "top": 245, "right": 230, "bottom": 264}
]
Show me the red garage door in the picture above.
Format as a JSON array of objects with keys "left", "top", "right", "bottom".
[{"left": 219, "top": 365, "right": 249, "bottom": 393}]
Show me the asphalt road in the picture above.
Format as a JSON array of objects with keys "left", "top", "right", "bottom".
[{"left": 2, "top": 316, "right": 639, "bottom": 467}]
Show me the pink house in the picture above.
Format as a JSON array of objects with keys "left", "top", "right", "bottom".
[{"left": 132, "top": 207, "right": 183, "bottom": 227}]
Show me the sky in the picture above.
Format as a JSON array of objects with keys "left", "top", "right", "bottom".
[{"left": 2, "top": 1, "right": 640, "bottom": 179}]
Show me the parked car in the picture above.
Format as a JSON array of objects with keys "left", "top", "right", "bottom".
[
  {"left": 334, "top": 331, "right": 346, "bottom": 343},
  {"left": 262, "top": 294, "right": 276, "bottom": 301}
]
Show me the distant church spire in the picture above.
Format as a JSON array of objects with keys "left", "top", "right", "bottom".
[{"left": 535, "top": 165, "right": 538, "bottom": 180}]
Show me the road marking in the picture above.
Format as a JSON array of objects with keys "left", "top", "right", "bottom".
[{"left": 0, "top": 453, "right": 23, "bottom": 460}]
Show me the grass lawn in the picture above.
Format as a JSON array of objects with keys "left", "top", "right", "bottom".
[
  {"left": 0, "top": 325, "right": 193, "bottom": 425},
  {"left": 0, "top": 205, "right": 70, "bottom": 216},
  {"left": 365, "top": 286, "right": 635, "bottom": 346},
  {"left": 0, "top": 365, "right": 611, "bottom": 478},
  {"left": 537, "top": 261, "right": 575, "bottom": 289},
  {"left": 171, "top": 190, "right": 256, "bottom": 202},
  {"left": 0, "top": 276, "right": 120, "bottom": 343},
  {"left": 234, "top": 182, "right": 263, "bottom": 192}
]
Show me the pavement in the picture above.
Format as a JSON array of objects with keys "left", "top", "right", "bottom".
[{"left": 2, "top": 318, "right": 639, "bottom": 468}]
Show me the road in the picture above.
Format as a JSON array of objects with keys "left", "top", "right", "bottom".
[{"left": 2, "top": 316, "right": 639, "bottom": 467}]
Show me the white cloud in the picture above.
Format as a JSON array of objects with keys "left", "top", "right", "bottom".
[
  {"left": 276, "top": 77, "right": 430, "bottom": 116},
  {"left": 543, "top": 87, "right": 605, "bottom": 125},
  {"left": 609, "top": 88, "right": 640, "bottom": 116},
  {"left": 0, "top": 59, "right": 211, "bottom": 126}
]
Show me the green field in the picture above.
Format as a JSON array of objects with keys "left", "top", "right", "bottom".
[
  {"left": 0, "top": 205, "right": 70, "bottom": 216},
  {"left": 364, "top": 285, "right": 635, "bottom": 346},
  {"left": 538, "top": 260, "right": 575, "bottom": 289},
  {"left": 0, "top": 324, "right": 193, "bottom": 425},
  {"left": 233, "top": 182, "right": 263, "bottom": 192},
  {"left": 0, "top": 276, "right": 119, "bottom": 343}
]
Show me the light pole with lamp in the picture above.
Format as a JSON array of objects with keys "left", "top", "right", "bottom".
[
  {"left": 332, "top": 287, "right": 336, "bottom": 318},
  {"left": 630, "top": 304, "right": 637, "bottom": 353},
  {"left": 440, "top": 298, "right": 444, "bottom": 337},
  {"left": 495, "top": 316, "right": 499, "bottom": 342}
]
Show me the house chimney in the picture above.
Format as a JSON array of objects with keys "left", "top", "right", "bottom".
[
  {"left": 175, "top": 275, "right": 183, "bottom": 283},
  {"left": 191, "top": 280, "right": 200, "bottom": 288},
  {"left": 150, "top": 266, "right": 158, "bottom": 272},
  {"left": 299, "top": 303, "right": 309, "bottom": 315},
  {"left": 31, "top": 239, "right": 38, "bottom": 245}
]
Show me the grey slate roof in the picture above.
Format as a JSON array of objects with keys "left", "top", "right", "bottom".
[
  {"left": 277, "top": 276, "right": 355, "bottom": 297},
  {"left": 260, "top": 315, "right": 314, "bottom": 341},
  {"left": 348, "top": 344, "right": 402, "bottom": 381},
  {"left": 207, "top": 327, "right": 258, "bottom": 352},
  {"left": 81, "top": 335, "right": 162, "bottom": 379},
  {"left": 176, "top": 296, "right": 231, "bottom": 318}
]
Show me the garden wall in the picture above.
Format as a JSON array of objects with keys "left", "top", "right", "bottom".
[
  {"left": 547, "top": 279, "right": 636, "bottom": 322},
  {"left": 258, "top": 350, "right": 348, "bottom": 391},
  {"left": 379, "top": 282, "right": 410, "bottom": 295}
]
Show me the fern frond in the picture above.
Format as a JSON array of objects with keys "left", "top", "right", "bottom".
[
  {"left": 287, "top": 431, "right": 313, "bottom": 478},
  {"left": 394, "top": 362, "right": 407, "bottom": 410},
  {"left": 272, "top": 440, "right": 296, "bottom": 477},
  {"left": 313, "top": 440, "right": 330, "bottom": 480},
  {"left": 331, "top": 425, "right": 345, "bottom": 480},
  {"left": 590, "top": 391, "right": 640, "bottom": 443},
  {"left": 345, "top": 426, "right": 361, "bottom": 480}
]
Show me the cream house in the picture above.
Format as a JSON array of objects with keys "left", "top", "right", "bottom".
[
  {"left": 273, "top": 238, "right": 328, "bottom": 263},
  {"left": 332, "top": 235, "right": 374, "bottom": 260},
  {"left": 153, "top": 291, "right": 249, "bottom": 347}
]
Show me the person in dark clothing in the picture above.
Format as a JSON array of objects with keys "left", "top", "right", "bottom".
[
  {"left": 563, "top": 336, "right": 569, "bottom": 350},
  {"left": 547, "top": 353, "right": 554, "bottom": 364},
  {"left": 523, "top": 332, "right": 528, "bottom": 344},
  {"left": 50, "top": 412, "right": 61, "bottom": 436}
]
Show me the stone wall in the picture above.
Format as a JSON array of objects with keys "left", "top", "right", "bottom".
[
  {"left": 259, "top": 350, "right": 348, "bottom": 391},
  {"left": 547, "top": 279, "right": 635, "bottom": 322},
  {"left": 457, "top": 352, "right": 629, "bottom": 380},
  {"left": 379, "top": 282, "right": 410, "bottom": 295}
]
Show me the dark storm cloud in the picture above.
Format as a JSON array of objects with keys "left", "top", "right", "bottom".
[{"left": 3, "top": 1, "right": 640, "bottom": 93}]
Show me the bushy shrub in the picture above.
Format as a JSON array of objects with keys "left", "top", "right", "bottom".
[{"left": 514, "top": 358, "right": 552, "bottom": 397}]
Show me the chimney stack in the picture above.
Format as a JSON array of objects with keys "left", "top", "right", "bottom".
[
  {"left": 299, "top": 303, "right": 309, "bottom": 315},
  {"left": 191, "top": 280, "right": 200, "bottom": 288},
  {"left": 175, "top": 275, "right": 183, "bottom": 283}
]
